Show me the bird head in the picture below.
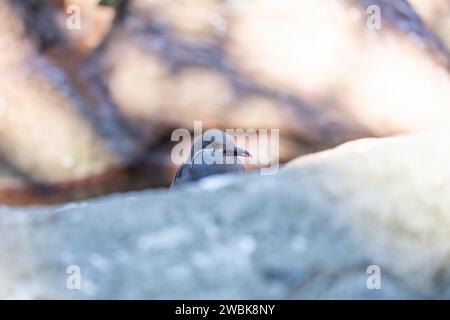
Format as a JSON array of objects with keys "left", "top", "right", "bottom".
[{"left": 191, "top": 129, "right": 251, "bottom": 164}]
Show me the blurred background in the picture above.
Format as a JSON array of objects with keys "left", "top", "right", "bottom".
[{"left": 0, "top": 0, "right": 449, "bottom": 205}]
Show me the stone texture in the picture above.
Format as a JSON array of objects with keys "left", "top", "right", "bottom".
[
  {"left": 129, "top": 0, "right": 228, "bottom": 43},
  {"left": 61, "top": 0, "right": 116, "bottom": 52},
  {"left": 227, "top": 0, "right": 450, "bottom": 134},
  {"left": 0, "top": 1, "right": 142, "bottom": 204},
  {"left": 1, "top": 130, "right": 449, "bottom": 299},
  {"left": 409, "top": 0, "right": 450, "bottom": 54}
]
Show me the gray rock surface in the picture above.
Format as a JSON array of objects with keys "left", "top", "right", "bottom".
[{"left": 1, "top": 130, "right": 450, "bottom": 299}]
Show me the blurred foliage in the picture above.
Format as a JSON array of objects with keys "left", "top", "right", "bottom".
[{"left": 99, "top": 0, "right": 125, "bottom": 7}]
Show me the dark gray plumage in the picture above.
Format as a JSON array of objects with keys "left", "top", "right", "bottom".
[{"left": 170, "top": 129, "right": 251, "bottom": 189}]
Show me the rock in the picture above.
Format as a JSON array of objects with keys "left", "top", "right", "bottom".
[
  {"left": 0, "top": 1, "right": 145, "bottom": 204},
  {"left": 59, "top": 0, "right": 116, "bottom": 52},
  {"left": 1, "top": 130, "right": 449, "bottom": 299},
  {"left": 90, "top": 0, "right": 450, "bottom": 178},
  {"left": 409, "top": 0, "right": 450, "bottom": 54},
  {"left": 129, "top": 0, "right": 228, "bottom": 44},
  {"left": 227, "top": 0, "right": 450, "bottom": 134},
  {"left": 9, "top": 0, "right": 64, "bottom": 51}
]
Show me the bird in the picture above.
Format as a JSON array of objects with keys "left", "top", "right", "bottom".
[{"left": 170, "top": 129, "right": 251, "bottom": 189}]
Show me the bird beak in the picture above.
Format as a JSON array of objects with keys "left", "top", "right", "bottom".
[{"left": 233, "top": 146, "right": 252, "bottom": 157}]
